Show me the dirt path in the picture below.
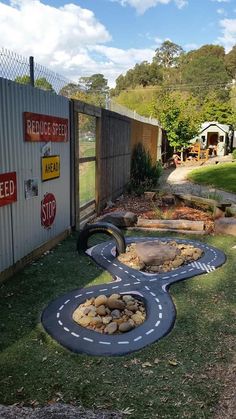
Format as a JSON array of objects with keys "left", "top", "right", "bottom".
[{"left": 159, "top": 166, "right": 236, "bottom": 204}]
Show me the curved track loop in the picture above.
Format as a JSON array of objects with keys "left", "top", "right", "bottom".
[{"left": 42, "top": 237, "right": 226, "bottom": 356}]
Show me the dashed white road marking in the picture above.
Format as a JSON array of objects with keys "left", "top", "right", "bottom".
[
  {"left": 63, "top": 327, "right": 70, "bottom": 332},
  {"left": 83, "top": 337, "right": 94, "bottom": 343},
  {"left": 54, "top": 239, "right": 221, "bottom": 350},
  {"left": 146, "top": 329, "right": 154, "bottom": 335}
]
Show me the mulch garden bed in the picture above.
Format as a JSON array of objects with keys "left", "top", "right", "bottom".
[{"left": 100, "top": 193, "right": 215, "bottom": 233}]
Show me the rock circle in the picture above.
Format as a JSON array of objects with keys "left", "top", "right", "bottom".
[
  {"left": 73, "top": 293, "right": 146, "bottom": 334},
  {"left": 118, "top": 240, "right": 203, "bottom": 273}
]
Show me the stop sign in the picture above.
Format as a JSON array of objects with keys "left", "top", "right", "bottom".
[{"left": 41, "top": 193, "right": 56, "bottom": 228}]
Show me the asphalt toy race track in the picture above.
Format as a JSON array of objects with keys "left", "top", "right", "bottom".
[{"left": 42, "top": 237, "right": 226, "bottom": 356}]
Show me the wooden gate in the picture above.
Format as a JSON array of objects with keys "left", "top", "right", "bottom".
[
  {"left": 73, "top": 101, "right": 101, "bottom": 230},
  {"left": 72, "top": 102, "right": 132, "bottom": 230}
]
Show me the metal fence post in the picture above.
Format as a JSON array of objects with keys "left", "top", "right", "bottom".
[{"left": 29, "top": 56, "right": 34, "bottom": 87}]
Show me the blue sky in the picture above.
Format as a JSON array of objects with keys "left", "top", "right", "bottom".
[{"left": 1, "top": 0, "right": 236, "bottom": 86}]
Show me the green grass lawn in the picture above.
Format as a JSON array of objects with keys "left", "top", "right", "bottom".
[
  {"left": 0, "top": 232, "right": 235, "bottom": 418},
  {"left": 187, "top": 162, "right": 236, "bottom": 193},
  {"left": 79, "top": 161, "right": 95, "bottom": 206}
]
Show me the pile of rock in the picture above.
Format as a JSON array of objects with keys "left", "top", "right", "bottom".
[
  {"left": 118, "top": 240, "right": 203, "bottom": 273},
  {"left": 73, "top": 294, "right": 146, "bottom": 334}
]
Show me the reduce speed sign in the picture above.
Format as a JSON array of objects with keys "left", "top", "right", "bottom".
[{"left": 41, "top": 193, "right": 56, "bottom": 228}]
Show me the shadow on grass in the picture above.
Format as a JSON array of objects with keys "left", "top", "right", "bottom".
[{"left": 0, "top": 234, "right": 111, "bottom": 353}]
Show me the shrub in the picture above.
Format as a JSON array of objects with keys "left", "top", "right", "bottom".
[{"left": 128, "top": 143, "right": 162, "bottom": 195}]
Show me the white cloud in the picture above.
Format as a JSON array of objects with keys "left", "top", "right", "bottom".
[
  {"left": 211, "top": 0, "right": 230, "bottom": 3},
  {"left": 88, "top": 45, "right": 155, "bottom": 85},
  {"left": 218, "top": 18, "right": 236, "bottom": 51},
  {"left": 0, "top": 0, "right": 109, "bottom": 78},
  {"left": 217, "top": 8, "right": 226, "bottom": 15},
  {"left": 154, "top": 37, "right": 164, "bottom": 46},
  {"left": 112, "top": 0, "right": 188, "bottom": 15},
  {"left": 0, "top": 0, "right": 158, "bottom": 86},
  {"left": 90, "top": 45, "right": 154, "bottom": 65}
]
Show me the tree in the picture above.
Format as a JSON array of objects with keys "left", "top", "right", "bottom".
[
  {"left": 59, "top": 83, "right": 81, "bottom": 98},
  {"left": 225, "top": 45, "right": 236, "bottom": 79},
  {"left": 78, "top": 73, "right": 109, "bottom": 106},
  {"left": 79, "top": 73, "right": 108, "bottom": 93},
  {"left": 152, "top": 92, "right": 200, "bottom": 151},
  {"left": 112, "top": 74, "right": 127, "bottom": 95},
  {"left": 15, "top": 75, "right": 31, "bottom": 85},
  {"left": 201, "top": 93, "right": 236, "bottom": 125},
  {"left": 181, "top": 55, "right": 230, "bottom": 101},
  {"left": 184, "top": 44, "right": 225, "bottom": 63},
  {"left": 15, "top": 75, "right": 54, "bottom": 92},
  {"left": 153, "top": 41, "right": 184, "bottom": 68},
  {"left": 35, "top": 77, "right": 54, "bottom": 92}
]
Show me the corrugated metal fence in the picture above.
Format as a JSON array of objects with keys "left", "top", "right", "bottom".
[
  {"left": 0, "top": 79, "right": 162, "bottom": 279},
  {"left": 0, "top": 78, "right": 70, "bottom": 277}
]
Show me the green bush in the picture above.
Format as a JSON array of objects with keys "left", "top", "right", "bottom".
[
  {"left": 128, "top": 143, "right": 162, "bottom": 195},
  {"left": 232, "top": 149, "right": 236, "bottom": 160}
]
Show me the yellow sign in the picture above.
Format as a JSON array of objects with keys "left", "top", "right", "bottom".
[{"left": 42, "top": 156, "right": 60, "bottom": 181}]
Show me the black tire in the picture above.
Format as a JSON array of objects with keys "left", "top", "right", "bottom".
[{"left": 77, "top": 222, "right": 126, "bottom": 255}]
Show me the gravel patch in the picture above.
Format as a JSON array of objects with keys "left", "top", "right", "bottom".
[{"left": 0, "top": 403, "right": 123, "bottom": 419}]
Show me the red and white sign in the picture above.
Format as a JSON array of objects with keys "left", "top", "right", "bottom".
[
  {"left": 0, "top": 172, "right": 17, "bottom": 207},
  {"left": 24, "top": 112, "right": 68, "bottom": 142},
  {"left": 41, "top": 193, "right": 57, "bottom": 229}
]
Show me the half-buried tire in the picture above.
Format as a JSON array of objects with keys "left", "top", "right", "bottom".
[{"left": 77, "top": 222, "right": 126, "bottom": 255}]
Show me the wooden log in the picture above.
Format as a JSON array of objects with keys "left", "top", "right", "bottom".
[
  {"left": 137, "top": 218, "right": 205, "bottom": 231},
  {"left": 174, "top": 193, "right": 216, "bottom": 210},
  {"left": 127, "top": 227, "right": 206, "bottom": 235}
]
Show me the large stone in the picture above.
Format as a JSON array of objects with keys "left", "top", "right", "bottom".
[
  {"left": 136, "top": 241, "right": 180, "bottom": 266},
  {"left": 107, "top": 298, "right": 125, "bottom": 310},
  {"left": 99, "top": 211, "right": 138, "bottom": 227},
  {"left": 215, "top": 217, "right": 236, "bottom": 236},
  {"left": 96, "top": 305, "right": 106, "bottom": 316},
  {"left": 119, "top": 320, "right": 135, "bottom": 333},
  {"left": 94, "top": 295, "right": 107, "bottom": 307},
  {"left": 104, "top": 322, "right": 118, "bottom": 334}
]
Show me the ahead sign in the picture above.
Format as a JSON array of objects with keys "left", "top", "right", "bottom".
[{"left": 41, "top": 193, "right": 56, "bottom": 228}]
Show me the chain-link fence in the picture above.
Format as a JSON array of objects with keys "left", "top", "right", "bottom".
[{"left": 0, "top": 47, "right": 72, "bottom": 94}]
